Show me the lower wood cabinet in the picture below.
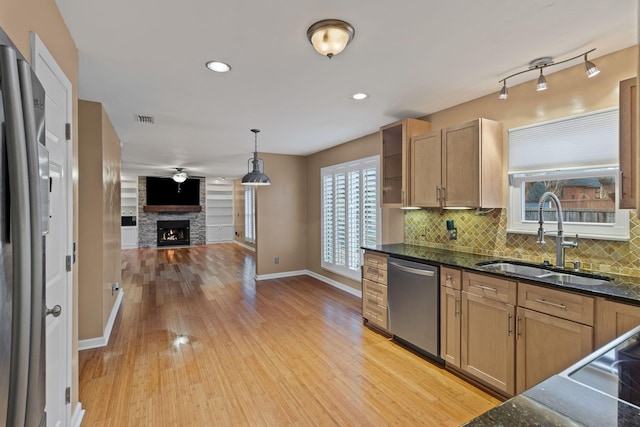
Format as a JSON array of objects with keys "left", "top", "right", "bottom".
[
  {"left": 595, "top": 298, "right": 640, "bottom": 348},
  {"left": 362, "top": 251, "right": 388, "bottom": 330},
  {"left": 461, "top": 290, "right": 515, "bottom": 396},
  {"left": 515, "top": 306, "right": 592, "bottom": 394},
  {"left": 440, "top": 267, "right": 462, "bottom": 367}
]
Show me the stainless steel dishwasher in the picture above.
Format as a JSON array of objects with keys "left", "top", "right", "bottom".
[{"left": 387, "top": 257, "right": 441, "bottom": 362}]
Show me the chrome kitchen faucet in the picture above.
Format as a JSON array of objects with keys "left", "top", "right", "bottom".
[{"left": 536, "top": 192, "right": 579, "bottom": 269}]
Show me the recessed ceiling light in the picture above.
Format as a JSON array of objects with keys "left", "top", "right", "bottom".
[
  {"left": 205, "top": 61, "right": 231, "bottom": 73},
  {"left": 351, "top": 93, "right": 368, "bottom": 100}
]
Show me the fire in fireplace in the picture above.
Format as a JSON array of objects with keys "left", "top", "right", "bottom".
[{"left": 157, "top": 220, "right": 190, "bottom": 247}]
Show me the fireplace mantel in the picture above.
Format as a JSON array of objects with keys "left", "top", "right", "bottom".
[{"left": 143, "top": 205, "right": 202, "bottom": 213}]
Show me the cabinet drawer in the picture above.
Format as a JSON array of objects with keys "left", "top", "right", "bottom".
[
  {"left": 463, "top": 272, "right": 517, "bottom": 305},
  {"left": 364, "top": 252, "right": 388, "bottom": 271},
  {"left": 363, "top": 265, "right": 387, "bottom": 284},
  {"left": 518, "top": 283, "right": 594, "bottom": 325},
  {"left": 363, "top": 278, "right": 388, "bottom": 307},
  {"left": 441, "top": 266, "right": 462, "bottom": 290},
  {"left": 363, "top": 300, "right": 388, "bottom": 329}
]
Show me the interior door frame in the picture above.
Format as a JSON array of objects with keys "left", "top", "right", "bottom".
[{"left": 30, "top": 31, "right": 78, "bottom": 426}]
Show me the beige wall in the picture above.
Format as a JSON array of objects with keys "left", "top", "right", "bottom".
[
  {"left": 0, "top": 0, "right": 81, "bottom": 408},
  {"left": 78, "top": 100, "right": 121, "bottom": 340},
  {"left": 256, "top": 153, "right": 307, "bottom": 276}
]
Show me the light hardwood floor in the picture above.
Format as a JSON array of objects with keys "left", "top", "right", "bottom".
[{"left": 79, "top": 243, "right": 499, "bottom": 426}]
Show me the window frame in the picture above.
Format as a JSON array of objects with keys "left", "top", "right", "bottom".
[
  {"left": 244, "top": 186, "right": 255, "bottom": 244},
  {"left": 508, "top": 167, "right": 629, "bottom": 240},
  {"left": 321, "top": 155, "right": 381, "bottom": 281}
]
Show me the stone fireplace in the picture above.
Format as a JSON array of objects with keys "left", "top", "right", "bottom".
[{"left": 157, "top": 220, "right": 190, "bottom": 247}]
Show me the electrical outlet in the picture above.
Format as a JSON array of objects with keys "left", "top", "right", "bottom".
[{"left": 275, "top": 256, "right": 280, "bottom": 264}]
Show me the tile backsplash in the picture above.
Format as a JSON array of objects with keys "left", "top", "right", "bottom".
[{"left": 404, "top": 209, "right": 640, "bottom": 277}]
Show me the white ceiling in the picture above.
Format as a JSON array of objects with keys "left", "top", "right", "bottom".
[{"left": 55, "top": 0, "right": 638, "bottom": 179}]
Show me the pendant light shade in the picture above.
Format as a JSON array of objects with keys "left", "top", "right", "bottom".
[
  {"left": 536, "top": 69, "right": 547, "bottom": 91},
  {"left": 241, "top": 129, "right": 271, "bottom": 186},
  {"left": 307, "top": 19, "right": 355, "bottom": 58}
]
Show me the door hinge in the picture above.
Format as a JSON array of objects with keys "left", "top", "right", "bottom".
[
  {"left": 65, "top": 123, "right": 71, "bottom": 141},
  {"left": 65, "top": 255, "right": 72, "bottom": 272},
  {"left": 65, "top": 387, "right": 70, "bottom": 404}
]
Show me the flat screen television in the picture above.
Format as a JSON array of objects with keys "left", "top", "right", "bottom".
[{"left": 146, "top": 177, "right": 200, "bottom": 206}]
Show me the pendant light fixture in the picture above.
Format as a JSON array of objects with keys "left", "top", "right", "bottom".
[
  {"left": 241, "top": 129, "right": 271, "bottom": 186},
  {"left": 497, "top": 48, "right": 600, "bottom": 100},
  {"left": 307, "top": 19, "right": 355, "bottom": 58}
]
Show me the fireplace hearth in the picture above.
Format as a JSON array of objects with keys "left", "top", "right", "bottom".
[{"left": 157, "top": 220, "right": 190, "bottom": 247}]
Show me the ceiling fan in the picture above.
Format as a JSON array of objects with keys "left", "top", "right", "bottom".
[{"left": 172, "top": 167, "right": 188, "bottom": 183}]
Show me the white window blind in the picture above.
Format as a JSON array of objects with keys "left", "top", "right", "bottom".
[
  {"left": 321, "top": 155, "right": 380, "bottom": 281},
  {"left": 509, "top": 108, "right": 619, "bottom": 173},
  {"left": 244, "top": 186, "right": 255, "bottom": 243}
]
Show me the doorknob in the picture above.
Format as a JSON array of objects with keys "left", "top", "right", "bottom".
[{"left": 46, "top": 305, "right": 62, "bottom": 317}]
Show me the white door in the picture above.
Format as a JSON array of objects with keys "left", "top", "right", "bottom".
[{"left": 31, "top": 33, "right": 74, "bottom": 427}]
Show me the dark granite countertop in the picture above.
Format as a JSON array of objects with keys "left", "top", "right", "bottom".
[{"left": 364, "top": 243, "right": 640, "bottom": 306}]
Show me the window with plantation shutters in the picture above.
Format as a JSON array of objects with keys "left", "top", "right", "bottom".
[
  {"left": 244, "top": 186, "right": 255, "bottom": 243},
  {"left": 321, "top": 155, "right": 380, "bottom": 281}
]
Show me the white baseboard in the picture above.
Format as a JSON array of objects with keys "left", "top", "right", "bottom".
[
  {"left": 71, "top": 402, "right": 85, "bottom": 427},
  {"left": 233, "top": 240, "right": 256, "bottom": 251},
  {"left": 255, "top": 269, "right": 362, "bottom": 298},
  {"left": 255, "top": 270, "right": 307, "bottom": 281},
  {"left": 78, "top": 289, "right": 124, "bottom": 351},
  {"left": 305, "top": 270, "right": 362, "bottom": 298}
]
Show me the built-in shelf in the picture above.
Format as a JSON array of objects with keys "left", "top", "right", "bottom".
[{"left": 143, "top": 205, "right": 202, "bottom": 213}]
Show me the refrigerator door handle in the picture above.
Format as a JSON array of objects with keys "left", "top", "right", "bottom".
[
  {"left": 18, "top": 58, "right": 47, "bottom": 427},
  {"left": 0, "top": 44, "right": 33, "bottom": 427}
]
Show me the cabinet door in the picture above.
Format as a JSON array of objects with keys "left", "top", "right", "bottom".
[
  {"left": 380, "top": 119, "right": 432, "bottom": 207},
  {"left": 619, "top": 77, "right": 637, "bottom": 209},
  {"left": 595, "top": 299, "right": 640, "bottom": 348},
  {"left": 442, "top": 120, "right": 480, "bottom": 207},
  {"left": 516, "top": 307, "right": 593, "bottom": 394},
  {"left": 121, "top": 227, "right": 138, "bottom": 248},
  {"left": 410, "top": 130, "right": 442, "bottom": 207},
  {"left": 441, "top": 286, "right": 461, "bottom": 367},
  {"left": 461, "top": 291, "right": 515, "bottom": 395}
]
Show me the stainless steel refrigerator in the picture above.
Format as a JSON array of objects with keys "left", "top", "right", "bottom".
[{"left": 1, "top": 26, "right": 50, "bottom": 427}]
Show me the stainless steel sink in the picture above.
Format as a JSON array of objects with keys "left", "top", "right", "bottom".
[{"left": 477, "top": 261, "right": 611, "bottom": 286}]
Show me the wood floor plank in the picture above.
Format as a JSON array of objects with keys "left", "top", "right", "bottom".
[{"left": 79, "top": 243, "right": 498, "bottom": 426}]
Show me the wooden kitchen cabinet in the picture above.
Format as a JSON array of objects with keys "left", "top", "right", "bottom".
[
  {"left": 440, "top": 267, "right": 462, "bottom": 367},
  {"left": 515, "top": 283, "right": 594, "bottom": 394},
  {"left": 410, "top": 118, "right": 503, "bottom": 208},
  {"left": 619, "top": 77, "right": 637, "bottom": 209},
  {"left": 595, "top": 298, "right": 640, "bottom": 348},
  {"left": 461, "top": 272, "right": 516, "bottom": 396},
  {"left": 362, "top": 251, "right": 389, "bottom": 329},
  {"left": 380, "top": 118, "right": 432, "bottom": 207}
]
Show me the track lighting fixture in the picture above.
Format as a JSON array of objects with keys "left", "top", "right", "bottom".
[
  {"left": 536, "top": 69, "right": 547, "bottom": 91},
  {"left": 498, "top": 48, "right": 599, "bottom": 100}
]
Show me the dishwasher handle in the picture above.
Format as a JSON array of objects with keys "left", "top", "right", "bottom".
[{"left": 388, "top": 261, "right": 435, "bottom": 277}]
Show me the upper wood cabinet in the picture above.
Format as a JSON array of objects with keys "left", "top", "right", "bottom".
[
  {"left": 410, "top": 118, "right": 504, "bottom": 208},
  {"left": 619, "top": 77, "right": 637, "bottom": 209},
  {"left": 380, "top": 118, "right": 432, "bottom": 207}
]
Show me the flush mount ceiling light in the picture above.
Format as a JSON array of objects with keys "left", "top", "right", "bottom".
[
  {"left": 172, "top": 168, "right": 188, "bottom": 183},
  {"left": 498, "top": 48, "right": 599, "bottom": 100},
  {"left": 205, "top": 60, "right": 231, "bottom": 73},
  {"left": 351, "top": 92, "right": 368, "bottom": 100},
  {"left": 241, "top": 129, "right": 271, "bottom": 186},
  {"left": 307, "top": 19, "right": 355, "bottom": 58}
]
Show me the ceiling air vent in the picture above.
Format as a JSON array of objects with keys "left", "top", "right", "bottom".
[{"left": 136, "top": 115, "right": 155, "bottom": 124}]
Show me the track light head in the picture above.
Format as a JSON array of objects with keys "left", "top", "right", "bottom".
[
  {"left": 584, "top": 55, "right": 600, "bottom": 78},
  {"left": 536, "top": 69, "right": 547, "bottom": 91},
  {"left": 498, "top": 81, "right": 508, "bottom": 100}
]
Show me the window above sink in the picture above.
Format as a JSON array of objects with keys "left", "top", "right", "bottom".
[{"left": 507, "top": 108, "right": 629, "bottom": 241}]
